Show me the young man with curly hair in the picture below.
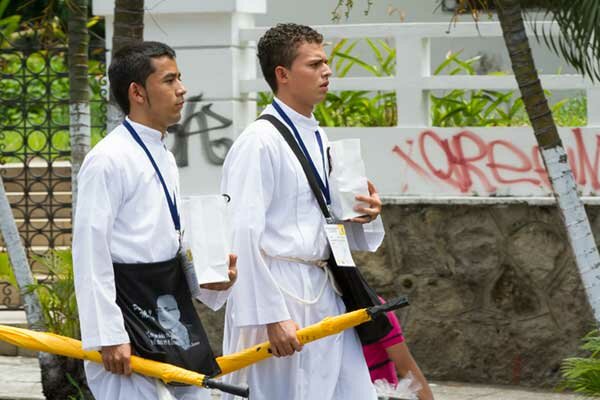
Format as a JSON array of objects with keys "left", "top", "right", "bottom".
[{"left": 221, "top": 23, "right": 385, "bottom": 399}]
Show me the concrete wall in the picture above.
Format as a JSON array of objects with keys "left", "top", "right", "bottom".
[
  {"left": 326, "top": 127, "right": 600, "bottom": 197},
  {"left": 93, "top": 0, "right": 262, "bottom": 195},
  {"left": 366, "top": 203, "right": 595, "bottom": 386},
  {"left": 198, "top": 203, "right": 596, "bottom": 387}
]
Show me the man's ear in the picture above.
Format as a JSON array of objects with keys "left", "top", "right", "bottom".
[
  {"left": 128, "top": 82, "right": 146, "bottom": 107},
  {"left": 274, "top": 66, "right": 289, "bottom": 86}
]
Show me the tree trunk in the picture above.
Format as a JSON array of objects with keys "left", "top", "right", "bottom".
[
  {"left": 38, "top": 352, "right": 93, "bottom": 400},
  {"left": 496, "top": 0, "right": 600, "bottom": 324},
  {"left": 0, "top": 178, "right": 68, "bottom": 397},
  {"left": 107, "top": 0, "right": 144, "bottom": 131},
  {"left": 69, "top": 0, "right": 90, "bottom": 214},
  {"left": 0, "top": 177, "right": 43, "bottom": 329},
  {"left": 33, "top": 2, "right": 95, "bottom": 399}
]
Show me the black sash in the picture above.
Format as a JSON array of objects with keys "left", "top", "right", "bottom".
[
  {"left": 258, "top": 113, "right": 393, "bottom": 345},
  {"left": 113, "top": 254, "right": 221, "bottom": 377}
]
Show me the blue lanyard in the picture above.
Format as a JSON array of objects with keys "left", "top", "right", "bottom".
[
  {"left": 122, "top": 120, "right": 181, "bottom": 232},
  {"left": 271, "top": 100, "right": 331, "bottom": 205}
]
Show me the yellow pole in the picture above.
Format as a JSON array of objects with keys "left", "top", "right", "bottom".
[
  {"left": 0, "top": 324, "right": 206, "bottom": 386},
  {"left": 0, "top": 308, "right": 371, "bottom": 379},
  {"left": 0, "top": 297, "right": 407, "bottom": 397},
  {"left": 216, "top": 308, "right": 371, "bottom": 376}
]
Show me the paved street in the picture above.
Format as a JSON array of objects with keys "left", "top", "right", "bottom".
[{"left": 0, "top": 355, "right": 584, "bottom": 400}]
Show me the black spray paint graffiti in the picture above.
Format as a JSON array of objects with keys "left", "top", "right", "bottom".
[{"left": 169, "top": 94, "right": 233, "bottom": 167}]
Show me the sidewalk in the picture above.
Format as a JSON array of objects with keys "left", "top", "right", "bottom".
[
  {"left": 427, "top": 381, "right": 581, "bottom": 400},
  {"left": 0, "top": 355, "right": 583, "bottom": 400},
  {"left": 0, "top": 356, "right": 43, "bottom": 400}
]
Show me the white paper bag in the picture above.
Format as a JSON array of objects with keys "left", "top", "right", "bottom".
[
  {"left": 182, "top": 194, "right": 232, "bottom": 288},
  {"left": 329, "top": 139, "right": 370, "bottom": 221},
  {"left": 373, "top": 371, "right": 421, "bottom": 400}
]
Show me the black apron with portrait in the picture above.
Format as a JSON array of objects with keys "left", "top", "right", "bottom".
[
  {"left": 258, "top": 112, "right": 393, "bottom": 345},
  {"left": 112, "top": 120, "right": 221, "bottom": 377},
  {"left": 113, "top": 255, "right": 220, "bottom": 376}
]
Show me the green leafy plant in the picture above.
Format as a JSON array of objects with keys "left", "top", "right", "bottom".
[
  {"left": 258, "top": 38, "right": 397, "bottom": 127},
  {"left": 0, "top": 11, "right": 106, "bottom": 164},
  {"left": 560, "top": 329, "right": 600, "bottom": 396},
  {"left": 552, "top": 95, "right": 587, "bottom": 127},
  {"left": 0, "top": 0, "right": 21, "bottom": 47},
  {"left": 66, "top": 372, "right": 91, "bottom": 400},
  {"left": 431, "top": 50, "right": 587, "bottom": 127},
  {"left": 26, "top": 249, "right": 79, "bottom": 338},
  {"left": 0, "top": 252, "right": 17, "bottom": 287},
  {"left": 431, "top": 50, "right": 528, "bottom": 127},
  {"left": 315, "top": 38, "right": 396, "bottom": 127},
  {"left": 258, "top": 39, "right": 587, "bottom": 128}
]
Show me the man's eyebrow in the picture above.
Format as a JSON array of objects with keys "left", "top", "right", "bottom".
[{"left": 162, "top": 72, "right": 180, "bottom": 80}]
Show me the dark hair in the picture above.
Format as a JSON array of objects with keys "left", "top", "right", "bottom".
[
  {"left": 257, "top": 23, "right": 323, "bottom": 93},
  {"left": 108, "top": 41, "right": 176, "bottom": 114}
]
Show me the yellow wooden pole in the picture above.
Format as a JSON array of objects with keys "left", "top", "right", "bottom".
[
  {"left": 0, "top": 296, "right": 408, "bottom": 397},
  {"left": 0, "top": 325, "right": 247, "bottom": 396},
  {"left": 215, "top": 308, "right": 371, "bottom": 376}
]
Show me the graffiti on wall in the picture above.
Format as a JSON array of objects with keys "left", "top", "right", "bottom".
[
  {"left": 391, "top": 128, "right": 600, "bottom": 195},
  {"left": 169, "top": 94, "right": 233, "bottom": 167}
]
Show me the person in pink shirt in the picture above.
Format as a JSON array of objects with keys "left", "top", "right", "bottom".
[{"left": 362, "top": 298, "right": 434, "bottom": 400}]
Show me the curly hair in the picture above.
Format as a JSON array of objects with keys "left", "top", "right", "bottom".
[{"left": 257, "top": 23, "right": 324, "bottom": 93}]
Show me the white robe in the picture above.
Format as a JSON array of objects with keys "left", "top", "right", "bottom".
[
  {"left": 73, "top": 118, "right": 226, "bottom": 400},
  {"left": 221, "top": 99, "right": 384, "bottom": 400}
]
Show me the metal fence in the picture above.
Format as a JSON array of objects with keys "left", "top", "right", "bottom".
[{"left": 0, "top": 34, "right": 107, "bottom": 308}]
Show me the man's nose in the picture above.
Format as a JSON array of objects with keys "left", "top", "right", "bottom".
[
  {"left": 323, "top": 63, "right": 332, "bottom": 77},
  {"left": 177, "top": 80, "right": 187, "bottom": 96}
]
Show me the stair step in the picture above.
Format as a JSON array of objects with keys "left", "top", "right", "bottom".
[
  {"left": 0, "top": 310, "right": 37, "bottom": 358},
  {"left": 1, "top": 160, "right": 71, "bottom": 193}
]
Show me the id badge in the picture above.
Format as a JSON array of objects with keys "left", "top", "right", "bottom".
[{"left": 324, "top": 223, "right": 356, "bottom": 267}]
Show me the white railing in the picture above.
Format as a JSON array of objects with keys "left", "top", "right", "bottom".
[
  {"left": 238, "top": 22, "right": 600, "bottom": 201},
  {"left": 239, "top": 21, "right": 600, "bottom": 128}
]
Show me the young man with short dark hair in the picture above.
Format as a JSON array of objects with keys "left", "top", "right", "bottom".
[
  {"left": 73, "top": 41, "right": 237, "bottom": 400},
  {"left": 221, "top": 23, "right": 384, "bottom": 399}
]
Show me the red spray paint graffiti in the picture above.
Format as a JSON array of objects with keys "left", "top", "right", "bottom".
[{"left": 393, "top": 128, "right": 600, "bottom": 194}]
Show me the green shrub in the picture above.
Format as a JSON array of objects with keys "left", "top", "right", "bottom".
[
  {"left": 431, "top": 50, "right": 587, "bottom": 127},
  {"left": 0, "top": 252, "right": 16, "bottom": 286},
  {"left": 257, "top": 38, "right": 396, "bottom": 127},
  {"left": 560, "top": 329, "right": 600, "bottom": 396},
  {"left": 26, "top": 249, "right": 79, "bottom": 339},
  {"left": 259, "top": 39, "right": 587, "bottom": 128},
  {"left": 0, "top": 249, "right": 79, "bottom": 339}
]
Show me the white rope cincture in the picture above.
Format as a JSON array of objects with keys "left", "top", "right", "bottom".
[{"left": 262, "top": 251, "right": 342, "bottom": 304}]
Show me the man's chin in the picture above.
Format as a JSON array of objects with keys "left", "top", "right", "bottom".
[
  {"left": 315, "top": 95, "right": 327, "bottom": 105},
  {"left": 169, "top": 114, "right": 182, "bottom": 126}
]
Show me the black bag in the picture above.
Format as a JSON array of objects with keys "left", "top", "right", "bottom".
[
  {"left": 258, "top": 114, "right": 393, "bottom": 345},
  {"left": 113, "top": 254, "right": 221, "bottom": 377}
]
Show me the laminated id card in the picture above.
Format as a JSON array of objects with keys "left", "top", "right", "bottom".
[{"left": 324, "top": 224, "right": 356, "bottom": 267}]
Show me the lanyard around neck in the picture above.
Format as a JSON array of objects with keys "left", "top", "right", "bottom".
[
  {"left": 271, "top": 100, "right": 331, "bottom": 205},
  {"left": 122, "top": 119, "right": 181, "bottom": 232}
]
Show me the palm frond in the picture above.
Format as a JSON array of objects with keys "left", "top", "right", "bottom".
[
  {"left": 434, "top": 0, "right": 600, "bottom": 82},
  {"left": 526, "top": 0, "right": 600, "bottom": 82}
]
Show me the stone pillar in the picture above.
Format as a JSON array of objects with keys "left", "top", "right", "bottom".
[{"left": 92, "top": 0, "right": 265, "bottom": 194}]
